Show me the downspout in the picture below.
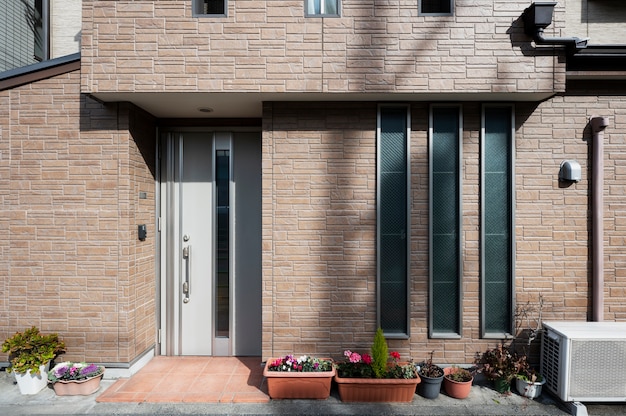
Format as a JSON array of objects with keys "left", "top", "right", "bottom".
[
  {"left": 532, "top": 28, "right": 588, "bottom": 52},
  {"left": 591, "top": 116, "right": 609, "bottom": 322},
  {"left": 522, "top": 2, "right": 589, "bottom": 53}
]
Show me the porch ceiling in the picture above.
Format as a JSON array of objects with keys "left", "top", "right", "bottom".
[{"left": 89, "top": 91, "right": 553, "bottom": 119}]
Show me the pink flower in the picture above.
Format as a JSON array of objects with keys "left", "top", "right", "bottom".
[
  {"left": 362, "top": 353, "right": 372, "bottom": 365},
  {"left": 349, "top": 352, "right": 362, "bottom": 363}
]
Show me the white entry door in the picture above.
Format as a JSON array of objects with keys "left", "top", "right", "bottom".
[{"left": 160, "top": 131, "right": 261, "bottom": 356}]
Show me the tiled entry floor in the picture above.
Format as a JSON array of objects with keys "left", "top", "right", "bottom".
[{"left": 97, "top": 356, "right": 269, "bottom": 403}]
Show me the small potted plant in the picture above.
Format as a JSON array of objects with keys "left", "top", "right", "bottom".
[
  {"left": 1, "top": 326, "right": 66, "bottom": 394},
  {"left": 475, "top": 343, "right": 527, "bottom": 394},
  {"left": 48, "top": 362, "right": 106, "bottom": 396},
  {"left": 443, "top": 366, "right": 474, "bottom": 399},
  {"left": 334, "top": 328, "right": 419, "bottom": 402},
  {"left": 417, "top": 351, "right": 445, "bottom": 399},
  {"left": 515, "top": 367, "right": 545, "bottom": 399},
  {"left": 263, "top": 354, "right": 335, "bottom": 399}
]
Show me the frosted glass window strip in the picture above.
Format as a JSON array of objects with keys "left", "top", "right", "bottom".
[
  {"left": 482, "top": 105, "right": 514, "bottom": 336},
  {"left": 378, "top": 105, "right": 409, "bottom": 336},
  {"left": 430, "top": 106, "right": 461, "bottom": 335}
]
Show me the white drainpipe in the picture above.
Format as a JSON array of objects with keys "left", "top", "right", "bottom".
[{"left": 591, "top": 116, "right": 609, "bottom": 322}]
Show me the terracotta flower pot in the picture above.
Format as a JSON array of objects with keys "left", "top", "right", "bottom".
[
  {"left": 443, "top": 368, "right": 473, "bottom": 399},
  {"left": 51, "top": 374, "right": 104, "bottom": 396},
  {"left": 334, "top": 374, "right": 420, "bottom": 402},
  {"left": 263, "top": 359, "right": 335, "bottom": 399}
]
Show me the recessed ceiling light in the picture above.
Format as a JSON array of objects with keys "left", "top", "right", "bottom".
[{"left": 197, "top": 107, "right": 214, "bottom": 113}]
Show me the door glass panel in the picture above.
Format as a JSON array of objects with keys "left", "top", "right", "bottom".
[{"left": 215, "top": 149, "right": 230, "bottom": 338}]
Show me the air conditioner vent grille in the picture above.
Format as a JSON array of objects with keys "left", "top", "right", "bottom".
[
  {"left": 541, "top": 331, "right": 560, "bottom": 394},
  {"left": 569, "top": 340, "right": 626, "bottom": 398}
]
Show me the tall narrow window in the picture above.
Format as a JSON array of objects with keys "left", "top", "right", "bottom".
[
  {"left": 481, "top": 105, "right": 515, "bottom": 337},
  {"left": 305, "top": 0, "right": 340, "bottom": 17},
  {"left": 193, "top": 0, "right": 226, "bottom": 16},
  {"left": 377, "top": 105, "right": 410, "bottom": 337},
  {"left": 430, "top": 106, "right": 462, "bottom": 337},
  {"left": 215, "top": 149, "right": 230, "bottom": 338},
  {"left": 419, "top": 0, "right": 453, "bottom": 15}
]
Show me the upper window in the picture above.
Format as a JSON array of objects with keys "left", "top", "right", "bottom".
[
  {"left": 0, "top": 0, "right": 48, "bottom": 73},
  {"left": 306, "top": 0, "right": 340, "bottom": 17},
  {"left": 193, "top": 0, "right": 226, "bottom": 17},
  {"left": 419, "top": 0, "right": 453, "bottom": 15}
]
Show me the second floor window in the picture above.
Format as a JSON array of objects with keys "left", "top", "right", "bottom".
[
  {"left": 306, "top": 0, "right": 339, "bottom": 17},
  {"left": 194, "top": 0, "right": 226, "bottom": 16},
  {"left": 420, "top": 0, "right": 453, "bottom": 15}
]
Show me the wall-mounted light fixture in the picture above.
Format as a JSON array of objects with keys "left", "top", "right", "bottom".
[{"left": 559, "top": 160, "right": 581, "bottom": 183}]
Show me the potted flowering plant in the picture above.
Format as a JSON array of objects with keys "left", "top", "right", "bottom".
[
  {"left": 2, "top": 326, "right": 66, "bottom": 395},
  {"left": 48, "top": 362, "right": 105, "bottom": 396},
  {"left": 334, "top": 328, "right": 419, "bottom": 402},
  {"left": 263, "top": 355, "right": 335, "bottom": 399}
]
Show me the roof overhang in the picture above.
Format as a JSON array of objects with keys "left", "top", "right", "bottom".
[
  {"left": 90, "top": 91, "right": 555, "bottom": 119},
  {"left": 0, "top": 53, "right": 80, "bottom": 91}
]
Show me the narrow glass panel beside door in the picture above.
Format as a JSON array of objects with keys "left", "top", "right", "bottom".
[{"left": 215, "top": 149, "right": 230, "bottom": 338}]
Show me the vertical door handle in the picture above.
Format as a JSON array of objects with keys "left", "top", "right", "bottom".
[{"left": 182, "top": 245, "right": 191, "bottom": 303}]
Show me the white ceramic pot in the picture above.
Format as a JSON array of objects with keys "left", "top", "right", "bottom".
[
  {"left": 14, "top": 364, "right": 49, "bottom": 395},
  {"left": 515, "top": 377, "right": 546, "bottom": 399}
]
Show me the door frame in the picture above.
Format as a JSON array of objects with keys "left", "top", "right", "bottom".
[{"left": 156, "top": 127, "right": 262, "bottom": 357}]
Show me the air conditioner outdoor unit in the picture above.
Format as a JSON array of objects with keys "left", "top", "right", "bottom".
[{"left": 541, "top": 321, "right": 626, "bottom": 403}]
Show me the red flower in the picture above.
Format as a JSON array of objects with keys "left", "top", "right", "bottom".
[
  {"left": 362, "top": 353, "right": 372, "bottom": 365},
  {"left": 390, "top": 351, "right": 401, "bottom": 360}
]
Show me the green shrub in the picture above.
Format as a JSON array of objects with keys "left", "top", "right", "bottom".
[
  {"left": 2, "top": 326, "right": 66, "bottom": 374},
  {"left": 370, "top": 327, "right": 388, "bottom": 379}
]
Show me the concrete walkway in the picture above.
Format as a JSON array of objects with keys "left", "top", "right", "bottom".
[{"left": 1, "top": 365, "right": 624, "bottom": 415}]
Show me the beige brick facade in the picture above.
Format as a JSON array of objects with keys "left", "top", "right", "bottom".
[
  {"left": 1, "top": 0, "right": 625, "bottom": 368},
  {"left": 0, "top": 71, "right": 157, "bottom": 364},
  {"left": 81, "top": 1, "right": 563, "bottom": 96},
  {"left": 262, "top": 94, "right": 626, "bottom": 363}
]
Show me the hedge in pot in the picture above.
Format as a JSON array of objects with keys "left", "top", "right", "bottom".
[
  {"left": 334, "top": 328, "right": 420, "bottom": 402},
  {"left": 475, "top": 343, "right": 526, "bottom": 394},
  {"left": 2, "top": 326, "right": 66, "bottom": 394},
  {"left": 263, "top": 355, "right": 335, "bottom": 399},
  {"left": 417, "top": 351, "right": 445, "bottom": 399}
]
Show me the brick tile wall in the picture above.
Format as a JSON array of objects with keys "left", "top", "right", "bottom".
[
  {"left": 263, "top": 95, "right": 626, "bottom": 364},
  {"left": 0, "top": 72, "right": 156, "bottom": 365},
  {"left": 82, "top": 1, "right": 563, "bottom": 95}
]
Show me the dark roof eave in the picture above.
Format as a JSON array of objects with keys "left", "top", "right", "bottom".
[
  {"left": 567, "top": 45, "right": 626, "bottom": 72},
  {"left": 0, "top": 53, "right": 81, "bottom": 91}
]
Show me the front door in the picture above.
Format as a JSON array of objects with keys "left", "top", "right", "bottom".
[{"left": 160, "top": 131, "right": 262, "bottom": 356}]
